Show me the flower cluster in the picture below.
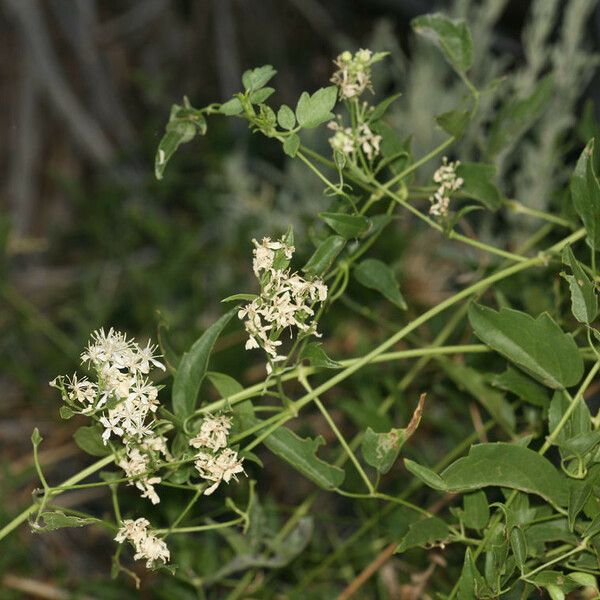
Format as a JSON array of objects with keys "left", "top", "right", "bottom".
[
  {"left": 115, "top": 518, "right": 170, "bottom": 569},
  {"left": 429, "top": 157, "right": 464, "bottom": 217},
  {"left": 239, "top": 236, "right": 328, "bottom": 372},
  {"left": 189, "top": 414, "right": 245, "bottom": 495},
  {"left": 328, "top": 121, "right": 382, "bottom": 160},
  {"left": 330, "top": 49, "right": 386, "bottom": 100},
  {"left": 51, "top": 328, "right": 167, "bottom": 504}
]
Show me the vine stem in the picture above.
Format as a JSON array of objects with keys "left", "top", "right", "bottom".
[
  {"left": 540, "top": 360, "right": 600, "bottom": 455},
  {"left": 0, "top": 454, "right": 114, "bottom": 542},
  {"left": 239, "top": 228, "right": 586, "bottom": 445},
  {"left": 521, "top": 542, "right": 587, "bottom": 581},
  {"left": 199, "top": 344, "right": 491, "bottom": 417},
  {"left": 298, "top": 369, "right": 374, "bottom": 494},
  {"left": 375, "top": 182, "right": 528, "bottom": 263}
]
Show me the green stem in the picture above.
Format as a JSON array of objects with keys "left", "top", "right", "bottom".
[
  {"left": 503, "top": 200, "right": 573, "bottom": 228},
  {"left": 163, "top": 488, "right": 203, "bottom": 539},
  {"left": 522, "top": 542, "right": 587, "bottom": 581},
  {"left": 242, "top": 229, "right": 585, "bottom": 444},
  {"left": 540, "top": 360, "right": 600, "bottom": 455},
  {"left": 377, "top": 183, "right": 528, "bottom": 263},
  {"left": 0, "top": 454, "right": 114, "bottom": 541},
  {"left": 382, "top": 136, "right": 456, "bottom": 191},
  {"left": 299, "top": 370, "right": 374, "bottom": 494},
  {"left": 155, "top": 517, "right": 243, "bottom": 535}
]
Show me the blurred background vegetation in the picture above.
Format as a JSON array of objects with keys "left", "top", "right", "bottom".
[{"left": 2, "top": 0, "right": 600, "bottom": 597}]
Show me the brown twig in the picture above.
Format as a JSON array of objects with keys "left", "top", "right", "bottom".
[{"left": 337, "top": 493, "right": 455, "bottom": 599}]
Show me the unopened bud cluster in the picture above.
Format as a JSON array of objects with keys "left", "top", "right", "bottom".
[
  {"left": 429, "top": 157, "right": 464, "bottom": 217},
  {"left": 330, "top": 49, "right": 386, "bottom": 100}
]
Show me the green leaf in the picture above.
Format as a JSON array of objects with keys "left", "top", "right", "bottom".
[
  {"left": 438, "top": 358, "right": 515, "bottom": 434},
  {"left": 456, "top": 162, "right": 502, "bottom": 210},
  {"left": 569, "top": 480, "right": 592, "bottom": 530},
  {"left": 282, "top": 134, "right": 300, "bottom": 158},
  {"left": 457, "top": 548, "right": 492, "bottom": 599},
  {"left": 549, "top": 390, "right": 591, "bottom": 444},
  {"left": 206, "top": 371, "right": 243, "bottom": 398},
  {"left": 36, "top": 511, "right": 99, "bottom": 532},
  {"left": 369, "top": 93, "right": 402, "bottom": 123},
  {"left": 510, "top": 527, "right": 528, "bottom": 574},
  {"left": 242, "top": 65, "right": 276, "bottom": 92},
  {"left": 436, "top": 109, "right": 470, "bottom": 137},
  {"left": 354, "top": 259, "right": 407, "bottom": 310},
  {"left": 295, "top": 86, "right": 337, "bottom": 129},
  {"left": 155, "top": 101, "right": 207, "bottom": 180},
  {"left": 220, "top": 97, "right": 243, "bottom": 116},
  {"left": 490, "top": 366, "right": 549, "bottom": 408},
  {"left": 468, "top": 303, "right": 584, "bottom": 389},
  {"left": 155, "top": 121, "right": 199, "bottom": 180},
  {"left": 277, "top": 105, "right": 296, "bottom": 130},
  {"left": 73, "top": 425, "right": 110, "bottom": 457},
  {"left": 303, "top": 235, "right": 345, "bottom": 276},
  {"left": 263, "top": 427, "right": 345, "bottom": 490},
  {"left": 561, "top": 246, "right": 598, "bottom": 323},
  {"left": 362, "top": 394, "right": 425, "bottom": 474},
  {"left": 249, "top": 87, "right": 275, "bottom": 104},
  {"left": 441, "top": 443, "right": 569, "bottom": 508},
  {"left": 530, "top": 571, "right": 579, "bottom": 600},
  {"left": 221, "top": 293, "right": 259, "bottom": 303},
  {"left": 462, "top": 491, "right": 490, "bottom": 531},
  {"left": 404, "top": 458, "right": 448, "bottom": 491},
  {"left": 172, "top": 309, "right": 236, "bottom": 418},
  {"left": 487, "top": 75, "right": 554, "bottom": 158},
  {"left": 361, "top": 427, "right": 404, "bottom": 474},
  {"left": 59, "top": 406, "right": 75, "bottom": 420},
  {"left": 568, "top": 572, "right": 599, "bottom": 590},
  {"left": 572, "top": 140, "right": 600, "bottom": 249},
  {"left": 526, "top": 518, "right": 577, "bottom": 547},
  {"left": 319, "top": 212, "right": 371, "bottom": 239},
  {"left": 299, "top": 342, "right": 341, "bottom": 369},
  {"left": 396, "top": 516, "right": 450, "bottom": 553},
  {"left": 559, "top": 431, "right": 600, "bottom": 459},
  {"left": 411, "top": 13, "right": 473, "bottom": 75}
]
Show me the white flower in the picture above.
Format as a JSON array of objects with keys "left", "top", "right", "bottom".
[
  {"left": 252, "top": 237, "right": 295, "bottom": 277},
  {"left": 195, "top": 448, "right": 246, "bottom": 495},
  {"left": 328, "top": 121, "right": 355, "bottom": 155},
  {"left": 429, "top": 157, "right": 464, "bottom": 218},
  {"left": 140, "top": 435, "right": 170, "bottom": 457},
  {"left": 99, "top": 414, "right": 124, "bottom": 444},
  {"left": 131, "top": 341, "right": 166, "bottom": 374},
  {"left": 135, "top": 533, "right": 170, "bottom": 568},
  {"left": 189, "top": 415, "right": 232, "bottom": 452},
  {"left": 356, "top": 123, "right": 381, "bottom": 161},
  {"left": 328, "top": 121, "right": 381, "bottom": 161},
  {"left": 115, "top": 517, "right": 149, "bottom": 545},
  {"left": 115, "top": 518, "right": 170, "bottom": 569},
  {"left": 239, "top": 236, "right": 328, "bottom": 370},
  {"left": 136, "top": 476, "right": 161, "bottom": 505},
  {"left": 66, "top": 374, "right": 97, "bottom": 406},
  {"left": 118, "top": 447, "right": 150, "bottom": 478}
]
